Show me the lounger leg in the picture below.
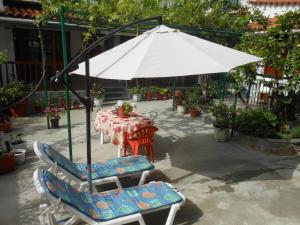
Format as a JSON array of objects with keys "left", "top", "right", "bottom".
[
  {"left": 138, "top": 171, "right": 150, "bottom": 185},
  {"left": 100, "top": 132, "right": 104, "bottom": 144},
  {"left": 117, "top": 146, "right": 123, "bottom": 157},
  {"left": 165, "top": 204, "right": 180, "bottom": 225},
  {"left": 64, "top": 215, "right": 79, "bottom": 225}
]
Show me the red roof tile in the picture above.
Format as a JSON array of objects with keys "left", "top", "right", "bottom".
[
  {"left": 1, "top": 6, "right": 41, "bottom": 18},
  {"left": 249, "top": 0, "right": 300, "bottom": 5},
  {"left": 249, "top": 17, "right": 279, "bottom": 30}
]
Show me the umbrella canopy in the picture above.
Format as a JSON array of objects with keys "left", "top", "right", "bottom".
[{"left": 72, "top": 25, "right": 262, "bottom": 79}]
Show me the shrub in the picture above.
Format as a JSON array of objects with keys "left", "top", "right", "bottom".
[
  {"left": 291, "top": 126, "right": 300, "bottom": 139},
  {"left": 210, "top": 102, "right": 231, "bottom": 128},
  {"left": 235, "top": 108, "right": 278, "bottom": 138}
]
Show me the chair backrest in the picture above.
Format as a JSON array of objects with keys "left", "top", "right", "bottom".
[
  {"left": 33, "top": 141, "right": 84, "bottom": 180},
  {"left": 129, "top": 126, "right": 158, "bottom": 145}
]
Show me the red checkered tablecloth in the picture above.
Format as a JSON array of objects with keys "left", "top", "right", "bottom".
[{"left": 94, "top": 109, "right": 154, "bottom": 146}]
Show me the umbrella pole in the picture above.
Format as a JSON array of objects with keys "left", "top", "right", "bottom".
[
  {"left": 85, "top": 57, "right": 93, "bottom": 194},
  {"left": 172, "top": 78, "right": 176, "bottom": 111}
]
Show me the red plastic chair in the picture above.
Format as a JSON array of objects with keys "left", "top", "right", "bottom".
[{"left": 124, "top": 126, "right": 158, "bottom": 162}]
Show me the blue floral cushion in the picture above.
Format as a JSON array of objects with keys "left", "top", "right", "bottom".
[
  {"left": 43, "top": 144, "right": 154, "bottom": 181},
  {"left": 42, "top": 170, "right": 183, "bottom": 222},
  {"left": 42, "top": 144, "right": 84, "bottom": 179},
  {"left": 75, "top": 155, "right": 155, "bottom": 181}
]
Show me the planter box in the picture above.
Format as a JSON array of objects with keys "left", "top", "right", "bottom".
[
  {"left": 0, "top": 152, "right": 15, "bottom": 174},
  {"left": 236, "top": 135, "right": 300, "bottom": 155}
]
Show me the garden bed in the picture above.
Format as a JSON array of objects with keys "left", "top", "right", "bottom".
[{"left": 236, "top": 135, "right": 300, "bottom": 156}]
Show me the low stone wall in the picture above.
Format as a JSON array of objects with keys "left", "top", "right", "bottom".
[{"left": 236, "top": 135, "right": 300, "bottom": 156}]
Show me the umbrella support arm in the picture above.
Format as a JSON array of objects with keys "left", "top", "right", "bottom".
[{"left": 51, "top": 16, "right": 162, "bottom": 82}]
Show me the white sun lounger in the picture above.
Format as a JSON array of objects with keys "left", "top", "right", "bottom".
[
  {"left": 33, "top": 169, "right": 185, "bottom": 225},
  {"left": 33, "top": 141, "right": 155, "bottom": 191}
]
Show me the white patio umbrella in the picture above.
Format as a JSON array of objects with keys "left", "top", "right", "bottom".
[{"left": 72, "top": 25, "right": 262, "bottom": 78}]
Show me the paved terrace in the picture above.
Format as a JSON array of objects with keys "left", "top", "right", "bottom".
[{"left": 0, "top": 100, "right": 300, "bottom": 225}]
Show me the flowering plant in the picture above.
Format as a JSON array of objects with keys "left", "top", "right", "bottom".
[{"left": 44, "top": 106, "right": 65, "bottom": 119}]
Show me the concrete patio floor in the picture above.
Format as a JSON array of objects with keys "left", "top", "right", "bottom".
[{"left": 0, "top": 100, "right": 300, "bottom": 225}]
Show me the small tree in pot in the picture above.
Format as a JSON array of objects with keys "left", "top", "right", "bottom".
[
  {"left": 186, "top": 86, "right": 202, "bottom": 117},
  {"left": 91, "top": 83, "right": 105, "bottom": 107},
  {"left": 210, "top": 102, "right": 231, "bottom": 141},
  {"left": 129, "top": 86, "right": 144, "bottom": 102}
]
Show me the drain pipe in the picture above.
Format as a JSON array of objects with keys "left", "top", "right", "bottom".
[{"left": 0, "top": 0, "right": 6, "bottom": 13}]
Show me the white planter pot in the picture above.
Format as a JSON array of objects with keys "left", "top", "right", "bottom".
[
  {"left": 11, "top": 141, "right": 26, "bottom": 150},
  {"left": 177, "top": 105, "right": 186, "bottom": 115},
  {"left": 133, "top": 94, "right": 141, "bottom": 102},
  {"left": 94, "top": 98, "right": 104, "bottom": 107},
  {"left": 13, "top": 149, "right": 26, "bottom": 165},
  {"left": 213, "top": 127, "right": 230, "bottom": 142}
]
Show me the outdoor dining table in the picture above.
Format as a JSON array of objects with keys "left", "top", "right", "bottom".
[{"left": 94, "top": 108, "right": 154, "bottom": 157}]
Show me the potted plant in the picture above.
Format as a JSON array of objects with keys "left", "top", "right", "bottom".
[
  {"left": 177, "top": 102, "right": 186, "bottom": 115},
  {"left": 129, "top": 86, "right": 144, "bottom": 102},
  {"left": 186, "top": 87, "right": 202, "bottom": 117},
  {"left": 73, "top": 99, "right": 80, "bottom": 109},
  {"left": 0, "top": 132, "right": 15, "bottom": 174},
  {"left": 35, "top": 98, "right": 45, "bottom": 113},
  {"left": 210, "top": 102, "right": 231, "bottom": 141},
  {"left": 91, "top": 83, "right": 105, "bottom": 107},
  {"left": 116, "top": 100, "right": 133, "bottom": 117},
  {"left": 145, "top": 86, "right": 153, "bottom": 101},
  {"left": 0, "top": 117, "right": 11, "bottom": 133},
  {"left": 157, "top": 88, "right": 168, "bottom": 100},
  {"left": 0, "top": 81, "right": 29, "bottom": 117},
  {"left": 44, "top": 106, "right": 65, "bottom": 129},
  {"left": 0, "top": 151, "right": 15, "bottom": 174},
  {"left": 59, "top": 93, "right": 72, "bottom": 110},
  {"left": 10, "top": 133, "right": 26, "bottom": 150}
]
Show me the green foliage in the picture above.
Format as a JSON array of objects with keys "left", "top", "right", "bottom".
[
  {"left": 123, "top": 102, "right": 133, "bottom": 114},
  {"left": 0, "top": 50, "right": 7, "bottom": 64},
  {"left": 210, "top": 102, "right": 231, "bottom": 128},
  {"left": 146, "top": 86, "right": 158, "bottom": 94},
  {"left": 158, "top": 87, "right": 168, "bottom": 95},
  {"left": 91, "top": 82, "right": 105, "bottom": 99},
  {"left": 38, "top": 0, "right": 254, "bottom": 46},
  {"left": 0, "top": 81, "right": 27, "bottom": 106},
  {"left": 129, "top": 85, "right": 144, "bottom": 95},
  {"left": 291, "top": 126, "right": 300, "bottom": 139},
  {"left": 48, "top": 94, "right": 60, "bottom": 106},
  {"left": 235, "top": 108, "right": 278, "bottom": 138},
  {"left": 185, "top": 86, "right": 202, "bottom": 108}
]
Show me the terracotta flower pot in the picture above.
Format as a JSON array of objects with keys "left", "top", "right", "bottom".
[
  {"left": 34, "top": 106, "right": 43, "bottom": 113},
  {"left": 118, "top": 106, "right": 126, "bottom": 117},
  {"left": 10, "top": 99, "right": 28, "bottom": 117},
  {"left": 0, "top": 120, "right": 11, "bottom": 133},
  {"left": 146, "top": 93, "right": 153, "bottom": 101},
  {"left": 0, "top": 152, "right": 15, "bottom": 174},
  {"left": 175, "top": 90, "right": 183, "bottom": 97},
  {"left": 190, "top": 109, "right": 200, "bottom": 117},
  {"left": 157, "top": 93, "right": 163, "bottom": 100},
  {"left": 73, "top": 104, "right": 80, "bottom": 109}
]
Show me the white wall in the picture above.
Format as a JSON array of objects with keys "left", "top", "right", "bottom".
[
  {"left": 240, "top": 0, "right": 299, "bottom": 17},
  {"left": 0, "top": 26, "right": 15, "bottom": 85}
]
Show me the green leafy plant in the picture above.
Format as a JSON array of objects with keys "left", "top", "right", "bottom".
[
  {"left": 129, "top": 86, "right": 144, "bottom": 95},
  {"left": 48, "top": 94, "right": 60, "bottom": 107},
  {"left": 291, "top": 126, "right": 300, "bottom": 139},
  {"left": 158, "top": 88, "right": 168, "bottom": 95},
  {"left": 235, "top": 108, "right": 278, "bottom": 138},
  {"left": 0, "top": 50, "right": 7, "bottom": 64},
  {"left": 185, "top": 86, "right": 202, "bottom": 109},
  {"left": 210, "top": 102, "right": 231, "bottom": 128},
  {"left": 123, "top": 102, "right": 133, "bottom": 115},
  {"left": 0, "top": 81, "right": 28, "bottom": 106},
  {"left": 91, "top": 82, "right": 105, "bottom": 99}
]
